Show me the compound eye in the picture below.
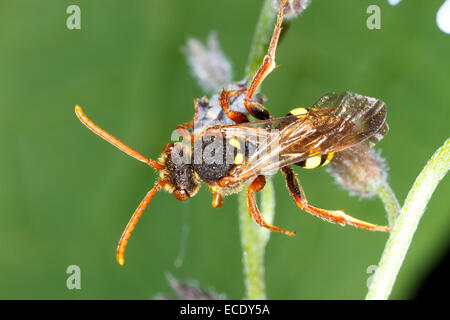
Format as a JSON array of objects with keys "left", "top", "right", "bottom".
[
  {"left": 162, "top": 143, "right": 174, "bottom": 153},
  {"left": 174, "top": 188, "right": 190, "bottom": 201}
]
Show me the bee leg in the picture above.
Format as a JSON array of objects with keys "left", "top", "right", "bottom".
[
  {"left": 248, "top": 175, "right": 296, "bottom": 236},
  {"left": 219, "top": 89, "right": 249, "bottom": 124},
  {"left": 226, "top": 87, "right": 247, "bottom": 99},
  {"left": 243, "top": 0, "right": 287, "bottom": 120},
  {"left": 212, "top": 191, "right": 223, "bottom": 208},
  {"left": 176, "top": 99, "right": 200, "bottom": 142},
  {"left": 242, "top": 99, "right": 271, "bottom": 120},
  {"left": 176, "top": 123, "right": 194, "bottom": 143},
  {"left": 282, "top": 167, "right": 391, "bottom": 232}
]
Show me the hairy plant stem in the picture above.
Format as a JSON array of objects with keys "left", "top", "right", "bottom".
[
  {"left": 245, "top": 0, "right": 278, "bottom": 78},
  {"left": 239, "top": 0, "right": 278, "bottom": 300},
  {"left": 238, "top": 180, "right": 275, "bottom": 299},
  {"left": 366, "top": 138, "right": 450, "bottom": 299},
  {"left": 377, "top": 181, "right": 401, "bottom": 227}
]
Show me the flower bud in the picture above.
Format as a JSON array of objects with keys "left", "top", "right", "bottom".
[
  {"left": 156, "top": 273, "right": 225, "bottom": 300},
  {"left": 327, "top": 148, "right": 388, "bottom": 198},
  {"left": 185, "top": 33, "right": 232, "bottom": 94},
  {"left": 273, "top": 0, "right": 311, "bottom": 19}
]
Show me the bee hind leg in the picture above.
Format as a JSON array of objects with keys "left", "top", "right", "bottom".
[
  {"left": 282, "top": 166, "right": 391, "bottom": 232},
  {"left": 247, "top": 175, "right": 296, "bottom": 236}
]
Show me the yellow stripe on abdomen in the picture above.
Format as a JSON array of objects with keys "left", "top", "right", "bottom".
[{"left": 296, "top": 152, "right": 335, "bottom": 169}]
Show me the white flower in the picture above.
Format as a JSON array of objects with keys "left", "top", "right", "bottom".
[
  {"left": 437, "top": 0, "right": 450, "bottom": 34},
  {"left": 388, "top": 0, "right": 450, "bottom": 34}
]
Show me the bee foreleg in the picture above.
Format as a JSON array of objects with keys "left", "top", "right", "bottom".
[
  {"left": 248, "top": 175, "right": 295, "bottom": 236},
  {"left": 176, "top": 123, "right": 194, "bottom": 143},
  {"left": 176, "top": 99, "right": 199, "bottom": 143},
  {"left": 282, "top": 167, "right": 390, "bottom": 232},
  {"left": 212, "top": 191, "right": 224, "bottom": 208}
]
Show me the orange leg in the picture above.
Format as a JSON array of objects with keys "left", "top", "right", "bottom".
[
  {"left": 217, "top": 175, "right": 238, "bottom": 188},
  {"left": 212, "top": 191, "right": 224, "bottom": 208},
  {"left": 282, "top": 167, "right": 391, "bottom": 232},
  {"left": 219, "top": 89, "right": 249, "bottom": 124},
  {"left": 75, "top": 105, "right": 164, "bottom": 170},
  {"left": 243, "top": 0, "right": 287, "bottom": 120},
  {"left": 116, "top": 180, "right": 167, "bottom": 265},
  {"left": 176, "top": 122, "right": 194, "bottom": 143},
  {"left": 176, "top": 99, "right": 200, "bottom": 143},
  {"left": 248, "top": 175, "right": 295, "bottom": 236}
]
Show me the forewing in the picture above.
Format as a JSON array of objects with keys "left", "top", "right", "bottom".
[{"left": 203, "top": 92, "right": 388, "bottom": 182}]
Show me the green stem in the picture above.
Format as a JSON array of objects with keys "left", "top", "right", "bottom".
[
  {"left": 239, "top": 0, "right": 279, "bottom": 300},
  {"left": 377, "top": 181, "right": 401, "bottom": 227},
  {"left": 366, "top": 138, "right": 450, "bottom": 299}
]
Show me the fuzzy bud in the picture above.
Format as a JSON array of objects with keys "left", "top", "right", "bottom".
[
  {"left": 185, "top": 33, "right": 232, "bottom": 94},
  {"left": 327, "top": 148, "right": 388, "bottom": 198},
  {"left": 273, "top": 0, "right": 311, "bottom": 19},
  {"left": 156, "top": 273, "right": 225, "bottom": 300}
]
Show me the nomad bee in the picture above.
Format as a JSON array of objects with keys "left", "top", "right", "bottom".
[{"left": 75, "top": 0, "right": 390, "bottom": 265}]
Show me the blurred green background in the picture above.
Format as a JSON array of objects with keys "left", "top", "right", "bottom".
[{"left": 0, "top": 0, "right": 448, "bottom": 299}]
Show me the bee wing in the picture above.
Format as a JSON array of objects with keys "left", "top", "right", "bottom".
[
  {"left": 284, "top": 91, "right": 388, "bottom": 155},
  {"left": 205, "top": 92, "right": 388, "bottom": 182},
  {"left": 310, "top": 91, "right": 388, "bottom": 151}
]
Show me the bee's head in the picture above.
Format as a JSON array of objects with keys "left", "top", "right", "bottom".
[{"left": 158, "top": 142, "right": 200, "bottom": 201}]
